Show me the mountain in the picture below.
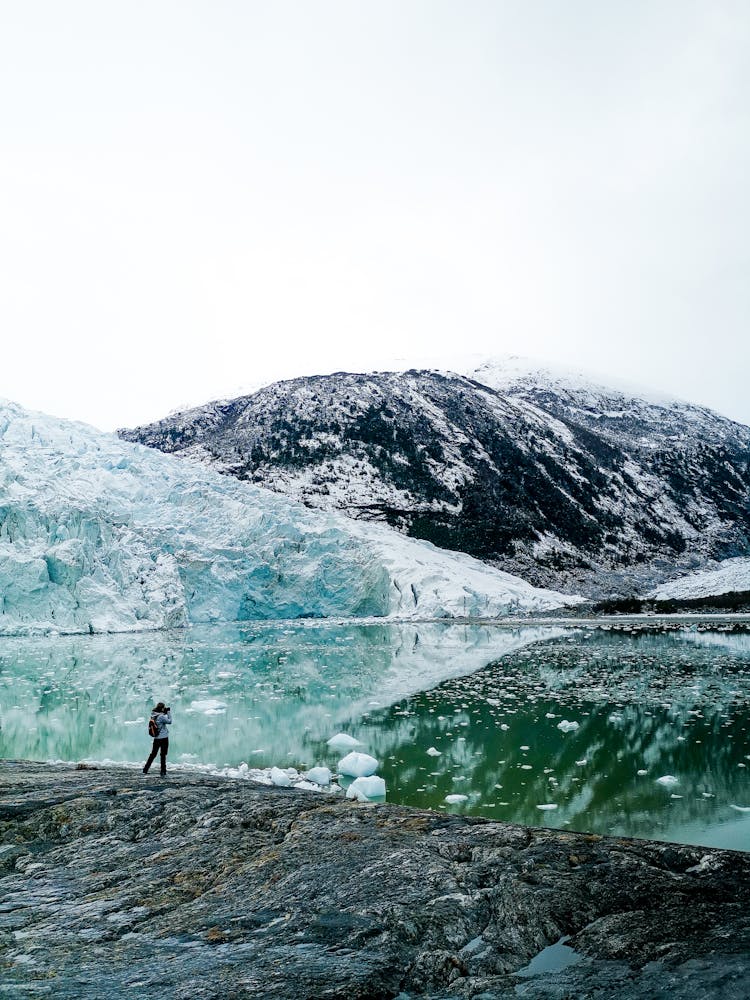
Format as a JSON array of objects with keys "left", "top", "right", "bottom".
[
  {"left": 0, "top": 398, "right": 575, "bottom": 636},
  {"left": 119, "top": 359, "right": 750, "bottom": 596}
]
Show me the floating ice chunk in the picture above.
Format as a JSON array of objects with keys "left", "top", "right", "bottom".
[
  {"left": 670, "top": 794, "right": 683, "bottom": 799},
  {"left": 445, "top": 794, "right": 468, "bottom": 804},
  {"left": 575, "top": 759, "right": 587, "bottom": 766},
  {"left": 327, "top": 732, "right": 362, "bottom": 751},
  {"left": 346, "top": 775, "right": 386, "bottom": 801},
  {"left": 123, "top": 718, "right": 145, "bottom": 727},
  {"left": 730, "top": 804, "right": 750, "bottom": 813},
  {"left": 500, "top": 724, "right": 509, "bottom": 731},
  {"left": 656, "top": 775, "right": 679, "bottom": 788},
  {"left": 545, "top": 713, "right": 556, "bottom": 719},
  {"left": 190, "top": 699, "right": 227, "bottom": 715},
  {"left": 536, "top": 803, "right": 558, "bottom": 811},
  {"left": 305, "top": 766, "right": 332, "bottom": 786},
  {"left": 426, "top": 747, "right": 442, "bottom": 757},
  {"left": 269, "top": 767, "right": 292, "bottom": 787},
  {"left": 637, "top": 769, "right": 648, "bottom": 776},
  {"left": 520, "top": 745, "right": 530, "bottom": 750},
  {"left": 338, "top": 751, "right": 379, "bottom": 777},
  {"left": 557, "top": 720, "right": 579, "bottom": 733}
]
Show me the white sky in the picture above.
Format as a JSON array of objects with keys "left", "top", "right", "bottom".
[{"left": 1, "top": 1, "right": 748, "bottom": 431}]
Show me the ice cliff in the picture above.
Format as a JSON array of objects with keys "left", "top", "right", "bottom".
[{"left": 0, "top": 399, "right": 576, "bottom": 635}]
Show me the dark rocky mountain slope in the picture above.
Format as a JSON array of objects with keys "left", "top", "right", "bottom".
[{"left": 120, "top": 364, "right": 750, "bottom": 596}]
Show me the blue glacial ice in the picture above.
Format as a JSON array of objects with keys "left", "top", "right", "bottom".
[{"left": 0, "top": 399, "right": 579, "bottom": 635}]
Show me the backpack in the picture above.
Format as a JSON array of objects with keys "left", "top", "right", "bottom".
[{"left": 148, "top": 716, "right": 159, "bottom": 738}]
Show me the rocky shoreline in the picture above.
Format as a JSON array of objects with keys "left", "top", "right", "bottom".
[{"left": 1, "top": 762, "right": 749, "bottom": 998}]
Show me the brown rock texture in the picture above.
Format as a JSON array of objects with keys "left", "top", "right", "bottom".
[{"left": 1, "top": 761, "right": 748, "bottom": 998}]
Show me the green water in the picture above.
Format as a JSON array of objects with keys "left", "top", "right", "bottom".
[{"left": 1, "top": 622, "right": 749, "bottom": 850}]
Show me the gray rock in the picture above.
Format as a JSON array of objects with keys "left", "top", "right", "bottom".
[{"left": 1, "top": 761, "right": 748, "bottom": 998}]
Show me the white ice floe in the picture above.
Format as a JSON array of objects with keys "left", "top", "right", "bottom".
[
  {"left": 346, "top": 775, "right": 386, "bottom": 801},
  {"left": 536, "top": 804, "right": 558, "bottom": 811},
  {"left": 445, "top": 794, "right": 469, "bottom": 804},
  {"left": 426, "top": 747, "right": 442, "bottom": 757},
  {"left": 189, "top": 699, "right": 227, "bottom": 715},
  {"left": 557, "top": 720, "right": 579, "bottom": 733},
  {"left": 637, "top": 769, "right": 648, "bottom": 776},
  {"left": 338, "top": 751, "right": 379, "bottom": 777},
  {"left": 326, "top": 732, "right": 362, "bottom": 751},
  {"left": 305, "top": 766, "right": 332, "bottom": 786},
  {"left": 656, "top": 775, "right": 679, "bottom": 788},
  {"left": 269, "top": 766, "right": 292, "bottom": 787}
]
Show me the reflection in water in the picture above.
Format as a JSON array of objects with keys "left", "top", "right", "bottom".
[
  {"left": 0, "top": 621, "right": 554, "bottom": 769},
  {"left": 1, "top": 623, "right": 749, "bottom": 851},
  {"left": 343, "top": 630, "right": 750, "bottom": 851}
]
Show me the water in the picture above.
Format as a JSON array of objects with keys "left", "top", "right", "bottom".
[{"left": 1, "top": 621, "right": 749, "bottom": 851}]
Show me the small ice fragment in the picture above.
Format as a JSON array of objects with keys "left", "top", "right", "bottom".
[
  {"left": 305, "top": 766, "right": 332, "bottom": 786},
  {"left": 500, "top": 724, "right": 509, "bottom": 731},
  {"left": 536, "top": 803, "right": 558, "bottom": 811},
  {"left": 445, "top": 794, "right": 468, "bottom": 804},
  {"left": 656, "top": 775, "right": 679, "bottom": 787},
  {"left": 338, "top": 751, "right": 379, "bottom": 777},
  {"left": 730, "top": 804, "right": 750, "bottom": 813},
  {"left": 346, "top": 775, "right": 386, "bottom": 801},
  {"left": 426, "top": 747, "right": 442, "bottom": 757},
  {"left": 190, "top": 699, "right": 227, "bottom": 715},
  {"left": 557, "top": 720, "right": 579, "bottom": 733},
  {"left": 545, "top": 713, "right": 556, "bottom": 719},
  {"left": 637, "top": 769, "right": 648, "bottom": 776},
  {"left": 670, "top": 794, "right": 683, "bottom": 799},
  {"left": 575, "top": 759, "right": 587, "bottom": 766},
  {"left": 520, "top": 745, "right": 530, "bottom": 751},
  {"left": 327, "top": 733, "right": 361, "bottom": 751},
  {"left": 269, "top": 767, "right": 292, "bottom": 787}
]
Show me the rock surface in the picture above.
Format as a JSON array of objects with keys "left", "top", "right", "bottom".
[{"left": 1, "top": 762, "right": 749, "bottom": 998}]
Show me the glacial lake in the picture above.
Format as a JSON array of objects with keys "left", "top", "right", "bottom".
[{"left": 1, "top": 621, "right": 749, "bottom": 851}]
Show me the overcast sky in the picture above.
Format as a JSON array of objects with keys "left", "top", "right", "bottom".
[{"left": 1, "top": 1, "right": 748, "bottom": 430}]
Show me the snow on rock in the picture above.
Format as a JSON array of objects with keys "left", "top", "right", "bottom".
[
  {"left": 326, "top": 733, "right": 362, "bottom": 752},
  {"left": 345, "top": 775, "right": 386, "bottom": 801},
  {"left": 338, "top": 752, "right": 379, "bottom": 778},
  {"left": 0, "top": 398, "right": 580, "bottom": 636},
  {"left": 647, "top": 558, "right": 750, "bottom": 601}
]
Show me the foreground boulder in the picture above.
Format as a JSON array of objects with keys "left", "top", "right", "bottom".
[{"left": 1, "top": 762, "right": 749, "bottom": 998}]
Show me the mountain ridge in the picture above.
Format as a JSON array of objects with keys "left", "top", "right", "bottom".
[{"left": 119, "top": 361, "right": 750, "bottom": 597}]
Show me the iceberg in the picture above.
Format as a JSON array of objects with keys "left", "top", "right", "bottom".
[
  {"left": 338, "top": 751, "right": 379, "bottom": 778},
  {"left": 326, "top": 732, "right": 362, "bottom": 752},
  {"left": 0, "top": 398, "right": 579, "bottom": 635},
  {"left": 346, "top": 775, "right": 386, "bottom": 801}
]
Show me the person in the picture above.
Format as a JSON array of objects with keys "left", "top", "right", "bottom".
[{"left": 143, "top": 702, "right": 172, "bottom": 776}]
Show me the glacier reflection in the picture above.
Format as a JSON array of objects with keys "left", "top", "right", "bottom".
[
  {"left": 0, "top": 621, "right": 555, "bottom": 769},
  {"left": 2, "top": 623, "right": 749, "bottom": 851}
]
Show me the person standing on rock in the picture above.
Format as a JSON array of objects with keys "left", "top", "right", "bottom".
[{"left": 143, "top": 702, "right": 172, "bottom": 776}]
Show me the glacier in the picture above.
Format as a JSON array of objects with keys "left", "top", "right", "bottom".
[
  {"left": 0, "top": 399, "right": 578, "bottom": 635},
  {"left": 647, "top": 557, "right": 750, "bottom": 601}
]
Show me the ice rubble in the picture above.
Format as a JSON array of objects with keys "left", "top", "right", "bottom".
[
  {"left": 0, "top": 398, "right": 579, "bottom": 635},
  {"left": 648, "top": 558, "right": 750, "bottom": 601}
]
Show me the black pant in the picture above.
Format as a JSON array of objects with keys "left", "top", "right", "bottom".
[{"left": 143, "top": 738, "right": 169, "bottom": 775}]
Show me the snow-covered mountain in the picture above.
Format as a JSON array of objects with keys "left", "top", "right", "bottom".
[
  {"left": 120, "top": 359, "right": 750, "bottom": 596},
  {"left": 648, "top": 557, "right": 750, "bottom": 601},
  {"left": 0, "top": 398, "right": 577, "bottom": 636}
]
